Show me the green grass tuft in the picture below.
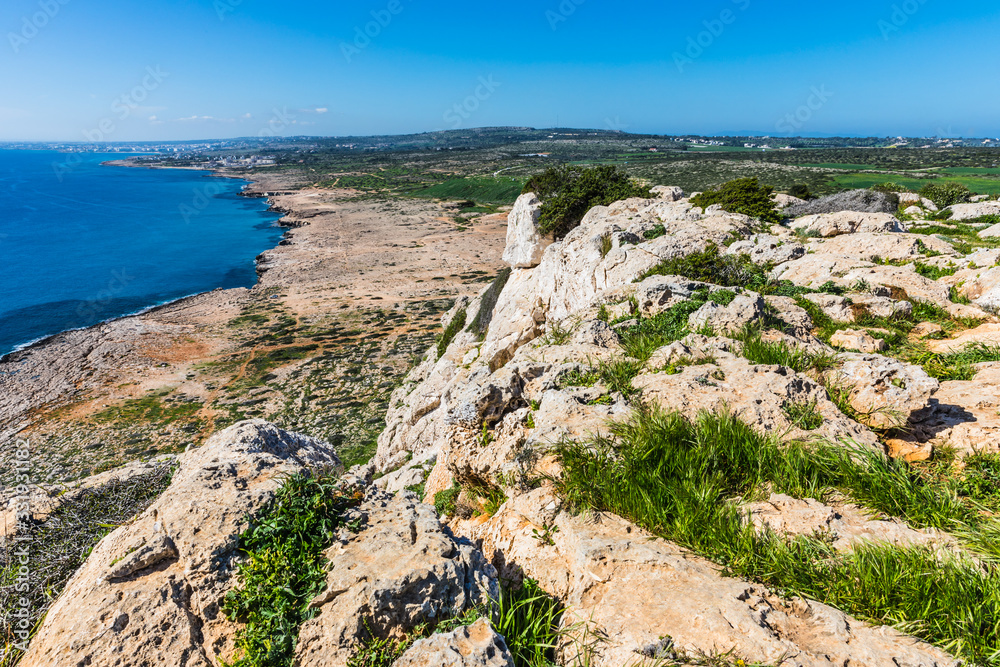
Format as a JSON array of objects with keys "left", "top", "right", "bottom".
[{"left": 437, "top": 307, "right": 468, "bottom": 359}]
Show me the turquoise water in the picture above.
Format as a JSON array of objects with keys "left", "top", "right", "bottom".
[{"left": 0, "top": 151, "right": 286, "bottom": 357}]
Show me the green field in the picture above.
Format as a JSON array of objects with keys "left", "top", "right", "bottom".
[
  {"left": 687, "top": 145, "right": 767, "bottom": 152},
  {"left": 796, "top": 163, "right": 894, "bottom": 171},
  {"left": 832, "top": 173, "right": 1000, "bottom": 195},
  {"left": 940, "top": 167, "right": 1000, "bottom": 176},
  {"left": 410, "top": 177, "right": 526, "bottom": 204}
]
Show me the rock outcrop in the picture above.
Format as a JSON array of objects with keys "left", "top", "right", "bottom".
[
  {"left": 394, "top": 619, "right": 516, "bottom": 667},
  {"left": 784, "top": 189, "right": 900, "bottom": 217},
  {"left": 20, "top": 420, "right": 345, "bottom": 667},
  {"left": 502, "top": 193, "right": 545, "bottom": 268}
]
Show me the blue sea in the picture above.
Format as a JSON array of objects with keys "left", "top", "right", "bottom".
[{"left": 0, "top": 151, "right": 286, "bottom": 358}]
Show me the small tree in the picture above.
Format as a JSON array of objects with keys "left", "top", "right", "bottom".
[
  {"left": 920, "top": 182, "right": 974, "bottom": 209},
  {"left": 788, "top": 184, "right": 813, "bottom": 200},
  {"left": 690, "top": 178, "right": 782, "bottom": 225},
  {"left": 523, "top": 165, "right": 652, "bottom": 238}
]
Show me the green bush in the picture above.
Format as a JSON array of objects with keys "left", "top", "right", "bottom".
[
  {"left": 920, "top": 182, "right": 974, "bottom": 209},
  {"left": 437, "top": 307, "right": 467, "bottom": 359},
  {"left": 222, "top": 473, "right": 363, "bottom": 667},
  {"left": 522, "top": 165, "right": 652, "bottom": 239},
  {"left": 788, "top": 184, "right": 813, "bottom": 200},
  {"left": 690, "top": 178, "right": 782, "bottom": 225}
]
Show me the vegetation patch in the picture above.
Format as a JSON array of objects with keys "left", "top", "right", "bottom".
[
  {"left": 1, "top": 466, "right": 174, "bottom": 666},
  {"left": 437, "top": 307, "right": 468, "bottom": 359},
  {"left": 690, "top": 178, "right": 782, "bottom": 225},
  {"left": 467, "top": 269, "right": 512, "bottom": 340},
  {"left": 523, "top": 165, "right": 652, "bottom": 238},
  {"left": 555, "top": 406, "right": 1000, "bottom": 664},
  {"left": 412, "top": 177, "right": 525, "bottom": 205},
  {"left": 223, "top": 472, "right": 364, "bottom": 667},
  {"left": 640, "top": 245, "right": 812, "bottom": 298}
]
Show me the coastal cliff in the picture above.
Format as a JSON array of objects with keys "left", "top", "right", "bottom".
[{"left": 9, "top": 185, "right": 1000, "bottom": 666}]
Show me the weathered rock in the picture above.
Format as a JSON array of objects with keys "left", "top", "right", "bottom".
[
  {"left": 764, "top": 295, "right": 814, "bottom": 337},
  {"left": 803, "top": 293, "right": 856, "bottom": 322},
  {"left": 726, "top": 233, "right": 805, "bottom": 264},
  {"left": 898, "top": 192, "right": 939, "bottom": 211},
  {"left": 633, "top": 337, "right": 878, "bottom": 447},
  {"left": 20, "top": 420, "right": 344, "bottom": 667},
  {"left": 650, "top": 185, "right": 684, "bottom": 201},
  {"left": 688, "top": 292, "right": 766, "bottom": 334},
  {"left": 774, "top": 256, "right": 952, "bottom": 307},
  {"left": 948, "top": 201, "right": 1000, "bottom": 221},
  {"left": 790, "top": 212, "right": 904, "bottom": 238},
  {"left": 830, "top": 354, "right": 939, "bottom": 429},
  {"left": 294, "top": 490, "right": 499, "bottom": 667},
  {"left": 830, "top": 329, "right": 888, "bottom": 353},
  {"left": 912, "top": 322, "right": 945, "bottom": 339},
  {"left": 784, "top": 189, "right": 901, "bottom": 218},
  {"left": 957, "top": 266, "right": 1000, "bottom": 312},
  {"left": 772, "top": 193, "right": 806, "bottom": 209},
  {"left": 807, "top": 232, "right": 955, "bottom": 262},
  {"left": 851, "top": 293, "right": 914, "bottom": 319},
  {"left": 502, "top": 193, "right": 545, "bottom": 268},
  {"left": 927, "top": 323, "right": 1000, "bottom": 353},
  {"left": 746, "top": 493, "right": 952, "bottom": 552},
  {"left": 907, "top": 363, "right": 1000, "bottom": 457},
  {"left": 460, "top": 488, "right": 956, "bottom": 667},
  {"left": 393, "top": 619, "right": 515, "bottom": 667},
  {"left": 632, "top": 275, "right": 719, "bottom": 316}
]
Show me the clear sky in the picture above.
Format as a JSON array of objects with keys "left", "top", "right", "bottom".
[{"left": 1, "top": 0, "right": 998, "bottom": 141}]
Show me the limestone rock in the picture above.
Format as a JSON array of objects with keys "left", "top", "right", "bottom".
[
  {"left": 948, "top": 201, "right": 1000, "bottom": 221},
  {"left": 726, "top": 233, "right": 805, "bottom": 264},
  {"left": 393, "top": 619, "right": 515, "bottom": 667},
  {"left": 20, "top": 420, "right": 344, "bottom": 667},
  {"left": 784, "top": 189, "right": 901, "bottom": 217},
  {"left": 633, "top": 275, "right": 718, "bottom": 316},
  {"left": 851, "top": 293, "right": 914, "bottom": 319},
  {"left": 803, "top": 293, "right": 856, "bottom": 322},
  {"left": 926, "top": 323, "right": 1000, "bottom": 353},
  {"left": 294, "top": 490, "right": 499, "bottom": 667},
  {"left": 807, "top": 232, "right": 955, "bottom": 262},
  {"left": 790, "top": 212, "right": 903, "bottom": 238},
  {"left": 746, "top": 493, "right": 952, "bottom": 552},
  {"left": 460, "top": 489, "right": 956, "bottom": 667},
  {"left": 688, "top": 292, "right": 766, "bottom": 334},
  {"left": 764, "top": 296, "right": 813, "bottom": 337},
  {"left": 912, "top": 322, "right": 945, "bottom": 339},
  {"left": 830, "top": 329, "right": 888, "bottom": 353},
  {"left": 908, "top": 363, "right": 1000, "bottom": 457},
  {"left": 772, "top": 193, "right": 806, "bottom": 209},
  {"left": 650, "top": 185, "right": 684, "bottom": 201},
  {"left": 502, "top": 193, "right": 545, "bottom": 268},
  {"left": 898, "top": 192, "right": 939, "bottom": 211},
  {"left": 830, "top": 354, "right": 939, "bottom": 430},
  {"left": 634, "top": 337, "right": 878, "bottom": 447}
]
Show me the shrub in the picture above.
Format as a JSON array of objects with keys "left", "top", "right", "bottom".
[
  {"left": 788, "top": 184, "right": 813, "bottom": 200},
  {"left": 522, "top": 165, "right": 652, "bottom": 239},
  {"left": 223, "top": 473, "right": 364, "bottom": 667},
  {"left": 467, "top": 269, "right": 511, "bottom": 340},
  {"left": 690, "top": 178, "right": 782, "bottom": 225},
  {"left": 870, "top": 182, "right": 910, "bottom": 194},
  {"left": 920, "top": 182, "right": 974, "bottom": 209}
]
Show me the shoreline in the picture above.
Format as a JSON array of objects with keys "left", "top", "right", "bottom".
[
  {"left": 1, "top": 159, "right": 291, "bottom": 363},
  {"left": 0, "top": 163, "right": 509, "bottom": 483}
]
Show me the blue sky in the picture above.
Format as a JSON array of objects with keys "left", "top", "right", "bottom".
[{"left": 1, "top": 0, "right": 998, "bottom": 141}]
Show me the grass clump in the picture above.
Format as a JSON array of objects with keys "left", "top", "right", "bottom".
[
  {"left": 690, "top": 178, "right": 782, "bottom": 225},
  {"left": 554, "top": 406, "right": 1000, "bottom": 664},
  {"left": 434, "top": 483, "right": 461, "bottom": 516},
  {"left": 437, "top": 307, "right": 467, "bottom": 359},
  {"left": 1, "top": 466, "right": 174, "bottom": 666},
  {"left": 523, "top": 165, "right": 652, "bottom": 239},
  {"left": 782, "top": 400, "right": 823, "bottom": 430},
  {"left": 222, "top": 473, "right": 363, "bottom": 667}
]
